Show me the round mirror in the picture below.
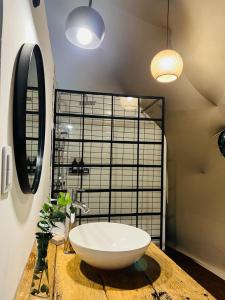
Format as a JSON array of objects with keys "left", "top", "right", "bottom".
[{"left": 13, "top": 44, "right": 46, "bottom": 194}]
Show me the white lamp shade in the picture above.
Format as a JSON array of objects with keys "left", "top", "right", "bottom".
[
  {"left": 120, "top": 97, "right": 138, "bottom": 111},
  {"left": 151, "top": 49, "right": 183, "bottom": 83},
  {"left": 65, "top": 6, "right": 105, "bottom": 49}
]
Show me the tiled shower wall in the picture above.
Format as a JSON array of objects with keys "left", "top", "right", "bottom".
[{"left": 52, "top": 91, "right": 165, "bottom": 246}]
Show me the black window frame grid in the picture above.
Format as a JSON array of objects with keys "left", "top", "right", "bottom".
[{"left": 52, "top": 89, "right": 165, "bottom": 248}]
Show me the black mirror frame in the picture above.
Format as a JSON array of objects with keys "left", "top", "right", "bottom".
[
  {"left": 218, "top": 130, "right": 225, "bottom": 157},
  {"left": 13, "top": 44, "right": 46, "bottom": 194}
]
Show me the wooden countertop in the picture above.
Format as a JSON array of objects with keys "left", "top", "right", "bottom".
[{"left": 16, "top": 242, "right": 215, "bottom": 300}]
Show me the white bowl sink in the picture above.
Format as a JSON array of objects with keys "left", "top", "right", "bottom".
[{"left": 69, "top": 222, "right": 151, "bottom": 270}]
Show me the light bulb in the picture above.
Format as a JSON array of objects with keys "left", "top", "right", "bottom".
[
  {"left": 65, "top": 6, "right": 105, "bottom": 49},
  {"left": 151, "top": 49, "right": 183, "bottom": 83},
  {"left": 67, "top": 124, "right": 73, "bottom": 130},
  {"left": 76, "top": 27, "right": 93, "bottom": 46}
]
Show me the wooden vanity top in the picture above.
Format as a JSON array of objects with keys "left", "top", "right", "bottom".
[{"left": 16, "top": 242, "right": 215, "bottom": 300}]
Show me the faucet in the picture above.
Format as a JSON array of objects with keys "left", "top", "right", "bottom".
[{"left": 64, "top": 189, "right": 90, "bottom": 254}]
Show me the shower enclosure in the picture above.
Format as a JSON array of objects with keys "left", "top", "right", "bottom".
[{"left": 52, "top": 90, "right": 166, "bottom": 248}]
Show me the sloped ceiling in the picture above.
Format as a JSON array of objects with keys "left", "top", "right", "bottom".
[
  {"left": 45, "top": 0, "right": 225, "bottom": 279},
  {"left": 45, "top": 0, "right": 218, "bottom": 111}
]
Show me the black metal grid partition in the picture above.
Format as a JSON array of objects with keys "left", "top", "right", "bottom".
[{"left": 52, "top": 89, "right": 165, "bottom": 247}]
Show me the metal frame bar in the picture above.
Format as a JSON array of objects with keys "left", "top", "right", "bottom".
[
  {"left": 55, "top": 88, "right": 163, "bottom": 100},
  {"left": 160, "top": 97, "right": 165, "bottom": 249},
  {"left": 56, "top": 112, "right": 162, "bottom": 122},
  {"left": 78, "top": 212, "right": 161, "bottom": 218},
  {"left": 55, "top": 138, "right": 162, "bottom": 145},
  {"left": 53, "top": 163, "right": 162, "bottom": 168},
  {"left": 78, "top": 94, "right": 85, "bottom": 225},
  {"left": 136, "top": 97, "right": 140, "bottom": 227},
  {"left": 108, "top": 95, "right": 114, "bottom": 222},
  {"left": 51, "top": 89, "right": 57, "bottom": 197},
  {"left": 54, "top": 188, "right": 162, "bottom": 193}
]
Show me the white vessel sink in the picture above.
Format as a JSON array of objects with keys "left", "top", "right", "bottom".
[{"left": 69, "top": 222, "right": 151, "bottom": 270}]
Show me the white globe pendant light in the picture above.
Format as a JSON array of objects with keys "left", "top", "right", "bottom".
[
  {"left": 151, "top": 49, "right": 183, "bottom": 83},
  {"left": 150, "top": 0, "right": 183, "bottom": 83},
  {"left": 65, "top": 0, "right": 105, "bottom": 49}
]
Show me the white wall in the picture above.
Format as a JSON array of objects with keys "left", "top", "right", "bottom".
[
  {"left": 0, "top": 1, "right": 54, "bottom": 299},
  {"left": 165, "top": 0, "right": 225, "bottom": 280}
]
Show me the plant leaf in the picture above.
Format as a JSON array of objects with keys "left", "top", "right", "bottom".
[
  {"left": 57, "top": 192, "right": 72, "bottom": 207},
  {"left": 43, "top": 202, "right": 53, "bottom": 212},
  {"left": 37, "top": 221, "right": 50, "bottom": 232},
  {"left": 65, "top": 192, "right": 72, "bottom": 204}
]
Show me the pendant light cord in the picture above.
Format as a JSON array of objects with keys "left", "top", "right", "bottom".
[
  {"left": 89, "top": 0, "right": 92, "bottom": 7},
  {"left": 166, "top": 0, "right": 170, "bottom": 48}
]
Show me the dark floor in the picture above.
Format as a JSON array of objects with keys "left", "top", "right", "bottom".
[{"left": 165, "top": 247, "right": 225, "bottom": 300}]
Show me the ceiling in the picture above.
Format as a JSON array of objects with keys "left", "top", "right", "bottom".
[{"left": 45, "top": 0, "right": 225, "bottom": 112}]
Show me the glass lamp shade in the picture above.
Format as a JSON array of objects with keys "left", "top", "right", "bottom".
[
  {"left": 150, "top": 49, "right": 183, "bottom": 83},
  {"left": 65, "top": 6, "right": 105, "bottom": 49},
  {"left": 120, "top": 97, "right": 138, "bottom": 111}
]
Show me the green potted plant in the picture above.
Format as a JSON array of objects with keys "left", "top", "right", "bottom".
[{"left": 30, "top": 192, "right": 72, "bottom": 298}]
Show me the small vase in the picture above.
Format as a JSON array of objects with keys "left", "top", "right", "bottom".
[{"left": 30, "top": 233, "right": 52, "bottom": 298}]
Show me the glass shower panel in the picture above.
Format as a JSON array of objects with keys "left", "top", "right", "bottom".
[
  {"left": 113, "top": 96, "right": 138, "bottom": 118},
  {"left": 84, "top": 118, "right": 111, "bottom": 141},
  {"left": 111, "top": 167, "right": 137, "bottom": 189},
  {"left": 139, "top": 120, "right": 162, "bottom": 143},
  {"left": 138, "top": 191, "right": 161, "bottom": 213},
  {"left": 139, "top": 167, "right": 161, "bottom": 189},
  {"left": 113, "top": 119, "right": 137, "bottom": 142},
  {"left": 112, "top": 143, "right": 137, "bottom": 165},
  {"left": 83, "top": 142, "right": 110, "bottom": 165},
  {"left": 84, "top": 94, "right": 111, "bottom": 116},
  {"left": 52, "top": 90, "right": 165, "bottom": 247},
  {"left": 111, "top": 191, "right": 136, "bottom": 215},
  {"left": 139, "top": 143, "right": 162, "bottom": 166}
]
